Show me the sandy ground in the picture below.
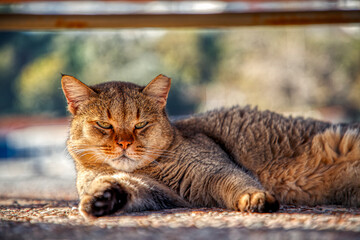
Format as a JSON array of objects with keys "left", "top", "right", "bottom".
[
  {"left": 1, "top": 156, "right": 360, "bottom": 239},
  {"left": 1, "top": 198, "right": 360, "bottom": 240}
]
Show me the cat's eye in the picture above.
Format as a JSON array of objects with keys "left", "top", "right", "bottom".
[
  {"left": 135, "top": 121, "right": 148, "bottom": 129},
  {"left": 96, "top": 121, "right": 112, "bottom": 129}
]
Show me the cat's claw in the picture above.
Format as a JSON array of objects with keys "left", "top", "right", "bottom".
[{"left": 237, "top": 191, "right": 279, "bottom": 213}]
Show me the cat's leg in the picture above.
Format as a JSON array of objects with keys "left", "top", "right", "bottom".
[
  {"left": 260, "top": 158, "right": 360, "bottom": 207},
  {"left": 79, "top": 177, "right": 126, "bottom": 219},
  {"left": 78, "top": 172, "right": 189, "bottom": 220},
  {"left": 330, "top": 160, "right": 360, "bottom": 207},
  {"left": 315, "top": 127, "right": 360, "bottom": 206},
  {"left": 260, "top": 127, "right": 360, "bottom": 207},
  {"left": 206, "top": 168, "right": 280, "bottom": 212},
  {"left": 176, "top": 134, "right": 279, "bottom": 212}
]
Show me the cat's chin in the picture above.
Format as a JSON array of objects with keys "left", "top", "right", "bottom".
[{"left": 107, "top": 156, "right": 143, "bottom": 172}]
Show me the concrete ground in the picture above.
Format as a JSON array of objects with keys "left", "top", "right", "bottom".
[{"left": 1, "top": 156, "right": 360, "bottom": 240}]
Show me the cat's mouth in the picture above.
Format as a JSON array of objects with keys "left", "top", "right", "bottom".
[
  {"left": 107, "top": 153, "right": 143, "bottom": 172},
  {"left": 111, "top": 153, "right": 135, "bottom": 162}
]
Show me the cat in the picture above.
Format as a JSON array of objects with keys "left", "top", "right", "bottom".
[{"left": 61, "top": 74, "right": 360, "bottom": 220}]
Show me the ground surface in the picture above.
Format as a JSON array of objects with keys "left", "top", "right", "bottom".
[
  {"left": 1, "top": 197, "right": 360, "bottom": 240},
  {"left": 1, "top": 157, "right": 360, "bottom": 239}
]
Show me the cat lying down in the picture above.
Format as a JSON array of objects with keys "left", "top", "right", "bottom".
[{"left": 61, "top": 74, "right": 360, "bottom": 220}]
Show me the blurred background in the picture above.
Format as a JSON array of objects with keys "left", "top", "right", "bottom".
[{"left": 0, "top": 0, "right": 360, "bottom": 199}]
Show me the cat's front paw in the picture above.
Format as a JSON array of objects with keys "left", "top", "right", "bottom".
[
  {"left": 79, "top": 179, "right": 128, "bottom": 219},
  {"left": 237, "top": 191, "right": 279, "bottom": 213}
]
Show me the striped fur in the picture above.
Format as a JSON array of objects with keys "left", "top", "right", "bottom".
[{"left": 62, "top": 75, "right": 360, "bottom": 219}]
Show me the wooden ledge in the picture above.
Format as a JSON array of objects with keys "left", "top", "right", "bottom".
[{"left": 1, "top": 10, "right": 360, "bottom": 30}]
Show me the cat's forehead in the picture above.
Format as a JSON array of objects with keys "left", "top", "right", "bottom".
[
  {"left": 92, "top": 81, "right": 142, "bottom": 104},
  {"left": 90, "top": 81, "right": 155, "bottom": 120},
  {"left": 93, "top": 81, "right": 142, "bottom": 96}
]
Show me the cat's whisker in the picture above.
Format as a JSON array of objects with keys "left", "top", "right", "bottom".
[
  {"left": 142, "top": 146, "right": 178, "bottom": 154},
  {"left": 140, "top": 147, "right": 178, "bottom": 156},
  {"left": 63, "top": 146, "right": 73, "bottom": 158},
  {"left": 142, "top": 149, "right": 176, "bottom": 155},
  {"left": 68, "top": 144, "right": 113, "bottom": 152},
  {"left": 68, "top": 145, "right": 111, "bottom": 166},
  {"left": 134, "top": 150, "right": 177, "bottom": 163},
  {"left": 69, "top": 143, "right": 110, "bottom": 148},
  {"left": 148, "top": 158, "right": 160, "bottom": 167},
  {"left": 135, "top": 150, "right": 174, "bottom": 158},
  {"left": 131, "top": 152, "right": 174, "bottom": 162},
  {"left": 85, "top": 150, "right": 109, "bottom": 164},
  {"left": 143, "top": 150, "right": 177, "bottom": 158},
  {"left": 137, "top": 154, "right": 161, "bottom": 167}
]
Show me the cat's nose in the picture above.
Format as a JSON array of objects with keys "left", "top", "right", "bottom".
[{"left": 117, "top": 140, "right": 133, "bottom": 150}]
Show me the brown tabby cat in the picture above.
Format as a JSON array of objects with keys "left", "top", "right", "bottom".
[{"left": 61, "top": 74, "right": 360, "bottom": 220}]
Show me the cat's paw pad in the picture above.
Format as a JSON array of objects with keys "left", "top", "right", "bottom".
[
  {"left": 80, "top": 184, "right": 128, "bottom": 219},
  {"left": 91, "top": 186, "right": 128, "bottom": 217},
  {"left": 237, "top": 191, "right": 279, "bottom": 213}
]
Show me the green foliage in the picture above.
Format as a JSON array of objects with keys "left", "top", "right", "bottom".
[
  {"left": 0, "top": 32, "right": 54, "bottom": 115},
  {"left": 16, "top": 52, "right": 65, "bottom": 114},
  {"left": 0, "top": 27, "right": 359, "bottom": 121}
]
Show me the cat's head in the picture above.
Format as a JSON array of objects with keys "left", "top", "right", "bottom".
[{"left": 61, "top": 74, "right": 174, "bottom": 172}]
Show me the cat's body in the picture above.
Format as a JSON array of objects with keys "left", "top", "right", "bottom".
[
  {"left": 174, "top": 107, "right": 360, "bottom": 206},
  {"left": 61, "top": 74, "right": 360, "bottom": 219}
]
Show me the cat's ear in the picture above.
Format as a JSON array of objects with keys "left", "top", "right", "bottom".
[
  {"left": 142, "top": 74, "right": 171, "bottom": 107},
  {"left": 61, "top": 75, "right": 95, "bottom": 115}
]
